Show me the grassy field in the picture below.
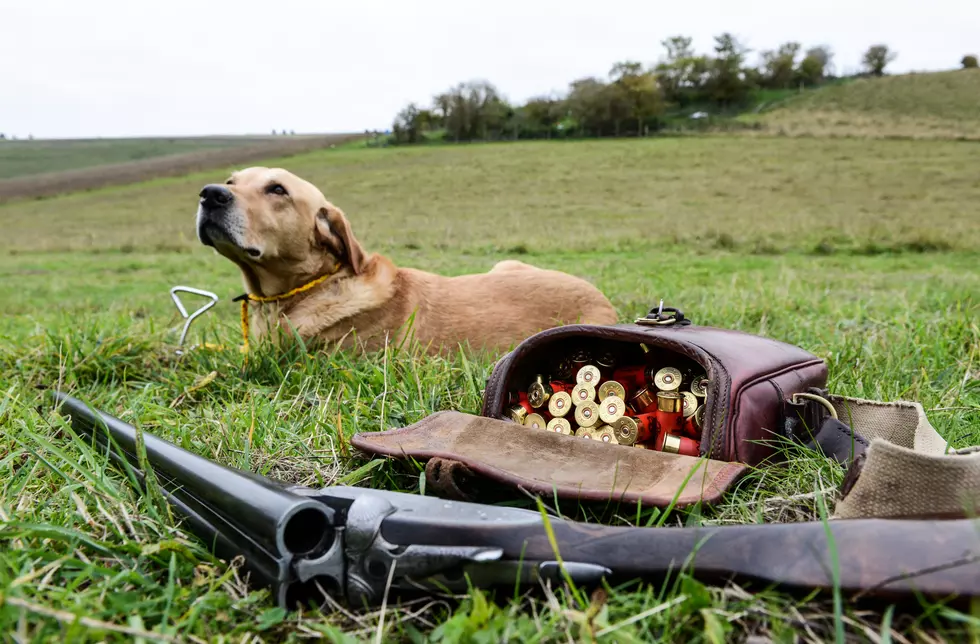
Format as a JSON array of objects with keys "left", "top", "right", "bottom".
[
  {"left": 0, "top": 137, "right": 280, "bottom": 180},
  {"left": 1, "top": 137, "right": 979, "bottom": 642},
  {"left": 752, "top": 69, "right": 980, "bottom": 140},
  {"left": 3, "top": 137, "right": 979, "bottom": 256},
  {"left": 0, "top": 134, "right": 360, "bottom": 202}
]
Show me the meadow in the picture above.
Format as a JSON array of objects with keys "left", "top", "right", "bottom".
[
  {"left": 1, "top": 137, "right": 979, "bottom": 642},
  {"left": 754, "top": 69, "right": 980, "bottom": 140},
  {"left": 0, "top": 134, "right": 358, "bottom": 202}
]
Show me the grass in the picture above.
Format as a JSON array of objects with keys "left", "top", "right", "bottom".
[
  {"left": 2, "top": 137, "right": 979, "bottom": 642},
  {"left": 0, "top": 137, "right": 274, "bottom": 181},
  {"left": 2, "top": 137, "right": 979, "bottom": 256},
  {"left": 0, "top": 134, "right": 360, "bottom": 202},
  {"left": 752, "top": 69, "right": 980, "bottom": 140}
]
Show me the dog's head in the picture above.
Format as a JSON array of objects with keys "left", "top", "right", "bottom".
[{"left": 195, "top": 167, "right": 366, "bottom": 295}]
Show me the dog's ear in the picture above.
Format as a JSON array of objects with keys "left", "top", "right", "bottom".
[{"left": 315, "top": 205, "right": 366, "bottom": 275}]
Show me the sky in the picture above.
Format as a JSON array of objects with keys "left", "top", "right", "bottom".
[{"left": 2, "top": 0, "right": 977, "bottom": 140}]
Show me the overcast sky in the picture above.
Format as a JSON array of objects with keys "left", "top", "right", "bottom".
[{"left": 2, "top": 0, "right": 976, "bottom": 139}]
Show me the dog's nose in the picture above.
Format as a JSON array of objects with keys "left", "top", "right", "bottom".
[{"left": 199, "top": 185, "right": 233, "bottom": 208}]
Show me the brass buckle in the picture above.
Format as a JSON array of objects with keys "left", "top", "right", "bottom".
[
  {"left": 791, "top": 392, "right": 838, "bottom": 420},
  {"left": 635, "top": 300, "right": 686, "bottom": 326}
]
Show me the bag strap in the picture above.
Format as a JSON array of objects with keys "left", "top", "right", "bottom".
[{"left": 793, "top": 393, "right": 980, "bottom": 520}]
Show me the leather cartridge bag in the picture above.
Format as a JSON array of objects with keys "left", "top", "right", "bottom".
[{"left": 352, "top": 307, "right": 831, "bottom": 508}]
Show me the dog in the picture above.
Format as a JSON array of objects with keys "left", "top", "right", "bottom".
[{"left": 195, "top": 167, "right": 618, "bottom": 355}]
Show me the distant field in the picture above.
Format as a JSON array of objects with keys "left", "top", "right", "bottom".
[
  {"left": 2, "top": 137, "right": 978, "bottom": 255},
  {"left": 0, "top": 133, "right": 361, "bottom": 201},
  {"left": 2, "top": 138, "right": 978, "bottom": 642},
  {"left": 752, "top": 69, "right": 980, "bottom": 139},
  {"left": 0, "top": 136, "right": 271, "bottom": 180}
]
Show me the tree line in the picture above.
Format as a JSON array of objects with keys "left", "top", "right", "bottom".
[{"left": 387, "top": 37, "right": 977, "bottom": 144}]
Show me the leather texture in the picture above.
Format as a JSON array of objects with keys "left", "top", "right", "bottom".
[
  {"left": 350, "top": 410, "right": 748, "bottom": 507},
  {"left": 480, "top": 323, "right": 828, "bottom": 465},
  {"left": 805, "top": 418, "right": 871, "bottom": 466}
]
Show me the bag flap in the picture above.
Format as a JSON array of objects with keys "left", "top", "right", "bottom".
[{"left": 350, "top": 410, "right": 749, "bottom": 508}]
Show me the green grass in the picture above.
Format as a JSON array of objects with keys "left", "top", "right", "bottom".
[
  {"left": 2, "top": 138, "right": 979, "bottom": 256},
  {"left": 2, "top": 137, "right": 979, "bottom": 641},
  {"left": 0, "top": 137, "right": 270, "bottom": 180},
  {"left": 754, "top": 69, "right": 980, "bottom": 139}
]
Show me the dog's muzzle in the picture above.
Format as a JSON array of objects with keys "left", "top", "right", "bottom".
[{"left": 196, "top": 184, "right": 235, "bottom": 248}]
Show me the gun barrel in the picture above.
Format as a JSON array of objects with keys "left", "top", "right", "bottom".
[{"left": 50, "top": 391, "right": 338, "bottom": 603}]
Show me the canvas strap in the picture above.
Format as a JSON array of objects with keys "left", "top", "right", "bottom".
[{"left": 812, "top": 394, "right": 980, "bottom": 520}]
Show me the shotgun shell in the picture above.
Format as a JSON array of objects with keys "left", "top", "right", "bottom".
[
  {"left": 599, "top": 396, "right": 626, "bottom": 424},
  {"left": 630, "top": 387, "right": 658, "bottom": 414},
  {"left": 527, "top": 379, "right": 554, "bottom": 409},
  {"left": 575, "top": 426, "right": 595, "bottom": 440},
  {"left": 661, "top": 433, "right": 701, "bottom": 457},
  {"left": 574, "top": 401, "right": 600, "bottom": 428},
  {"left": 634, "top": 413, "right": 658, "bottom": 442},
  {"left": 576, "top": 365, "right": 601, "bottom": 387},
  {"left": 680, "top": 391, "right": 698, "bottom": 419},
  {"left": 597, "top": 380, "right": 626, "bottom": 401},
  {"left": 634, "top": 441, "right": 654, "bottom": 449},
  {"left": 548, "top": 391, "right": 573, "bottom": 418},
  {"left": 593, "top": 425, "right": 620, "bottom": 444},
  {"left": 547, "top": 417, "right": 573, "bottom": 435},
  {"left": 571, "top": 383, "right": 597, "bottom": 406},
  {"left": 507, "top": 404, "right": 529, "bottom": 424},
  {"left": 552, "top": 358, "right": 574, "bottom": 382},
  {"left": 570, "top": 349, "right": 592, "bottom": 372},
  {"left": 613, "top": 365, "right": 646, "bottom": 390},
  {"left": 612, "top": 416, "right": 639, "bottom": 445},
  {"left": 524, "top": 413, "right": 547, "bottom": 430},
  {"left": 651, "top": 367, "right": 682, "bottom": 391},
  {"left": 657, "top": 391, "right": 684, "bottom": 413},
  {"left": 595, "top": 351, "right": 617, "bottom": 374},
  {"left": 690, "top": 375, "right": 709, "bottom": 398},
  {"left": 655, "top": 392, "right": 686, "bottom": 435},
  {"left": 682, "top": 405, "right": 705, "bottom": 438}
]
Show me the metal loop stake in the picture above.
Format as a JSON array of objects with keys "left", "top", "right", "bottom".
[{"left": 170, "top": 286, "right": 219, "bottom": 352}]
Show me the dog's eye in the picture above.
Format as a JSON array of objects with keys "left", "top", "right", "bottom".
[{"left": 267, "top": 183, "right": 287, "bottom": 196}]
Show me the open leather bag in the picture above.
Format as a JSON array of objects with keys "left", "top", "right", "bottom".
[{"left": 351, "top": 307, "right": 980, "bottom": 520}]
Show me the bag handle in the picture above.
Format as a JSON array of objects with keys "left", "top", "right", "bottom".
[
  {"left": 789, "top": 392, "right": 980, "bottom": 520},
  {"left": 634, "top": 301, "right": 693, "bottom": 327}
]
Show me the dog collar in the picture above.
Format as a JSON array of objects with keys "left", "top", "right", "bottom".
[{"left": 234, "top": 261, "right": 342, "bottom": 358}]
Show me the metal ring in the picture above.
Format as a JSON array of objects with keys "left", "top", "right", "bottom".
[{"left": 791, "top": 392, "right": 838, "bottom": 420}]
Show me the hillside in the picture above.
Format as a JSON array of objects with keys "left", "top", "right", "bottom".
[
  {"left": 752, "top": 69, "right": 980, "bottom": 139},
  {"left": 1, "top": 138, "right": 977, "bottom": 256},
  {"left": 0, "top": 133, "right": 361, "bottom": 201},
  {"left": 0, "top": 136, "right": 272, "bottom": 180}
]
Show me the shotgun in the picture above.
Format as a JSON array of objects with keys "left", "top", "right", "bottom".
[{"left": 50, "top": 391, "right": 980, "bottom": 611}]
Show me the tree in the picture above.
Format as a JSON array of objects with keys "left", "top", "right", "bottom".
[
  {"left": 609, "top": 61, "right": 663, "bottom": 135},
  {"left": 567, "top": 77, "right": 610, "bottom": 137},
  {"left": 963, "top": 55, "right": 979, "bottom": 69},
  {"left": 705, "top": 33, "right": 754, "bottom": 107},
  {"left": 392, "top": 103, "right": 423, "bottom": 144},
  {"left": 759, "top": 42, "right": 801, "bottom": 88},
  {"left": 521, "top": 96, "right": 565, "bottom": 138},
  {"left": 797, "top": 46, "right": 834, "bottom": 86},
  {"left": 862, "top": 45, "right": 896, "bottom": 76}
]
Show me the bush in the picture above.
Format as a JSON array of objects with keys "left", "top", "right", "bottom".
[{"left": 963, "top": 55, "right": 979, "bottom": 69}]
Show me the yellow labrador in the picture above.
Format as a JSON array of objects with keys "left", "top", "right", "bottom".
[{"left": 196, "top": 167, "right": 617, "bottom": 355}]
